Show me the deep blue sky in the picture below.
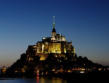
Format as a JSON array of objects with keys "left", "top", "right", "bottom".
[{"left": 0, "top": 0, "right": 109, "bottom": 66}]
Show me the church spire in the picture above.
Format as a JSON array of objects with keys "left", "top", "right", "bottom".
[
  {"left": 53, "top": 16, "right": 55, "bottom": 29},
  {"left": 52, "top": 16, "right": 56, "bottom": 38},
  {"left": 52, "top": 16, "right": 56, "bottom": 32}
]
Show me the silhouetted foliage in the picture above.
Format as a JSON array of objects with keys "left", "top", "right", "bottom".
[{"left": 4, "top": 52, "right": 108, "bottom": 78}]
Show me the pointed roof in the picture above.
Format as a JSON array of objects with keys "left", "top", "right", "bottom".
[
  {"left": 52, "top": 16, "right": 56, "bottom": 32},
  {"left": 52, "top": 27, "right": 56, "bottom": 32}
]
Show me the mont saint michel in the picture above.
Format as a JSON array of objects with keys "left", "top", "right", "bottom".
[
  {"left": 27, "top": 18, "right": 76, "bottom": 61},
  {"left": 0, "top": 18, "right": 109, "bottom": 81}
]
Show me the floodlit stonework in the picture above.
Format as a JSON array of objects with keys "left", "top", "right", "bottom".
[{"left": 26, "top": 19, "right": 75, "bottom": 61}]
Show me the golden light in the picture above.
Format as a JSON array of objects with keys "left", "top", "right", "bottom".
[{"left": 40, "top": 55, "right": 46, "bottom": 61}]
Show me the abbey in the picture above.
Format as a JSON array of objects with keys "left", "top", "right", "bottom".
[
  {"left": 3, "top": 18, "right": 107, "bottom": 78},
  {"left": 26, "top": 18, "right": 76, "bottom": 61}
]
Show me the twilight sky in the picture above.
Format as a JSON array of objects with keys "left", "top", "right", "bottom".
[{"left": 0, "top": 0, "right": 109, "bottom": 66}]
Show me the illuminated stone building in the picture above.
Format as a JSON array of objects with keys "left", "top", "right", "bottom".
[
  {"left": 5, "top": 18, "right": 107, "bottom": 78},
  {"left": 26, "top": 17, "right": 76, "bottom": 61}
]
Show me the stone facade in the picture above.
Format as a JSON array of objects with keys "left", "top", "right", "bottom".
[{"left": 26, "top": 24, "right": 75, "bottom": 61}]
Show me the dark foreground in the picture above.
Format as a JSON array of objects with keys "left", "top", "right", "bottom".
[
  {"left": 0, "top": 71, "right": 109, "bottom": 82},
  {"left": 64, "top": 71, "right": 109, "bottom": 81}
]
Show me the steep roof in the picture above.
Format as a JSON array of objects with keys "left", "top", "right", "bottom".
[{"left": 52, "top": 27, "right": 56, "bottom": 32}]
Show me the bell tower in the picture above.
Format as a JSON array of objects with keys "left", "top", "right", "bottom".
[{"left": 52, "top": 16, "right": 56, "bottom": 38}]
